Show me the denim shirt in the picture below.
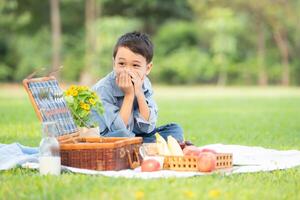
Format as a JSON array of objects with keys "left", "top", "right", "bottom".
[{"left": 91, "top": 71, "right": 158, "bottom": 135}]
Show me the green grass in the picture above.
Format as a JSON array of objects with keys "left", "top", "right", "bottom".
[{"left": 1, "top": 85, "right": 300, "bottom": 200}]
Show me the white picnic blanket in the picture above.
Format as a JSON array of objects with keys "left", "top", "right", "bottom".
[{"left": 1, "top": 143, "right": 300, "bottom": 179}]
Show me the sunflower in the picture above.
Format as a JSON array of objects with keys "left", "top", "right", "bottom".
[
  {"left": 64, "top": 85, "right": 104, "bottom": 127},
  {"left": 70, "top": 85, "right": 77, "bottom": 91},
  {"left": 71, "top": 90, "right": 78, "bottom": 96},
  {"left": 83, "top": 104, "right": 90, "bottom": 111},
  {"left": 80, "top": 101, "right": 85, "bottom": 109},
  {"left": 88, "top": 98, "right": 96, "bottom": 105},
  {"left": 65, "top": 90, "right": 72, "bottom": 96}
]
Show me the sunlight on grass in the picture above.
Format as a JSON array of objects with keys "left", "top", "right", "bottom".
[{"left": 0, "top": 85, "right": 300, "bottom": 200}]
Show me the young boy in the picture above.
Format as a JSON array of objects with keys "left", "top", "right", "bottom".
[{"left": 91, "top": 31, "right": 184, "bottom": 143}]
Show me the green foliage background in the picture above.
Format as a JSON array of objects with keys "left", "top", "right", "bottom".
[{"left": 0, "top": 0, "right": 300, "bottom": 85}]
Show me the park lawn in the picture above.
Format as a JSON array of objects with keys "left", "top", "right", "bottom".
[{"left": 0, "top": 85, "right": 300, "bottom": 200}]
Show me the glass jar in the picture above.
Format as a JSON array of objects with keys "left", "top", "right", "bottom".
[{"left": 39, "top": 121, "right": 61, "bottom": 175}]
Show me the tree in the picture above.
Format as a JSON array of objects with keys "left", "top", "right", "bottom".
[
  {"left": 207, "top": 0, "right": 269, "bottom": 85},
  {"left": 256, "top": 20, "right": 268, "bottom": 86},
  {"left": 229, "top": 0, "right": 297, "bottom": 86},
  {"left": 50, "top": 0, "right": 62, "bottom": 79},
  {"left": 259, "top": 0, "right": 297, "bottom": 86},
  {"left": 101, "top": 0, "right": 193, "bottom": 34},
  {"left": 204, "top": 7, "right": 241, "bottom": 86},
  {"left": 80, "top": 0, "right": 99, "bottom": 85}
]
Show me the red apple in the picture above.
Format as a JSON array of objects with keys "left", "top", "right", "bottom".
[
  {"left": 197, "top": 152, "right": 216, "bottom": 172},
  {"left": 183, "top": 146, "right": 201, "bottom": 156},
  {"left": 141, "top": 159, "right": 161, "bottom": 172},
  {"left": 200, "top": 148, "right": 217, "bottom": 154},
  {"left": 189, "top": 150, "right": 203, "bottom": 157}
]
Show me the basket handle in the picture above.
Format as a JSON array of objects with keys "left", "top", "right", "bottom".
[{"left": 126, "top": 148, "right": 140, "bottom": 169}]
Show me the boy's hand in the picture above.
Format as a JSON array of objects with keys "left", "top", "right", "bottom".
[
  {"left": 116, "top": 70, "right": 134, "bottom": 96},
  {"left": 128, "top": 70, "right": 144, "bottom": 97}
]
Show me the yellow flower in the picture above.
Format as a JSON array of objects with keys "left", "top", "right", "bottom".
[
  {"left": 78, "top": 86, "right": 88, "bottom": 91},
  {"left": 80, "top": 102, "right": 85, "bottom": 109},
  {"left": 183, "top": 190, "right": 195, "bottom": 199},
  {"left": 84, "top": 104, "right": 90, "bottom": 111},
  {"left": 66, "top": 90, "right": 72, "bottom": 96},
  {"left": 70, "top": 85, "right": 77, "bottom": 90},
  {"left": 208, "top": 189, "right": 221, "bottom": 198},
  {"left": 134, "top": 191, "right": 144, "bottom": 199},
  {"left": 64, "top": 84, "right": 104, "bottom": 128},
  {"left": 71, "top": 90, "right": 78, "bottom": 96},
  {"left": 80, "top": 103, "right": 90, "bottom": 111},
  {"left": 89, "top": 98, "right": 96, "bottom": 105}
]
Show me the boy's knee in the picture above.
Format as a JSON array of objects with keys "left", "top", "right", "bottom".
[
  {"left": 168, "top": 123, "right": 183, "bottom": 130},
  {"left": 169, "top": 122, "right": 183, "bottom": 132},
  {"left": 161, "top": 123, "right": 184, "bottom": 142}
]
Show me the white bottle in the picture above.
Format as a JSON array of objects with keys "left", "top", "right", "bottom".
[{"left": 39, "top": 121, "right": 61, "bottom": 175}]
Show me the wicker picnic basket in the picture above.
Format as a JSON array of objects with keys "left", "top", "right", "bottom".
[
  {"left": 59, "top": 136, "right": 142, "bottom": 170},
  {"left": 23, "top": 76, "right": 142, "bottom": 171},
  {"left": 163, "top": 153, "right": 233, "bottom": 171}
]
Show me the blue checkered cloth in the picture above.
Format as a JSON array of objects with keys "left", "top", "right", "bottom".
[{"left": 28, "top": 79, "right": 78, "bottom": 136}]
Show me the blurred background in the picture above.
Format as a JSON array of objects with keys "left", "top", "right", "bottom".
[{"left": 0, "top": 0, "right": 299, "bottom": 86}]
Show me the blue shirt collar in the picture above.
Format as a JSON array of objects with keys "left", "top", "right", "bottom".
[{"left": 109, "top": 71, "right": 151, "bottom": 97}]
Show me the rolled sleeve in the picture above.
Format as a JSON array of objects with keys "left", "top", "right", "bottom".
[
  {"left": 109, "top": 108, "right": 127, "bottom": 131},
  {"left": 133, "top": 94, "right": 158, "bottom": 134},
  {"left": 93, "top": 85, "right": 127, "bottom": 132}
]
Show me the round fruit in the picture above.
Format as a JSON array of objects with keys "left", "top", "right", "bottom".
[
  {"left": 183, "top": 146, "right": 201, "bottom": 156},
  {"left": 197, "top": 152, "right": 217, "bottom": 172},
  {"left": 200, "top": 148, "right": 217, "bottom": 154},
  {"left": 141, "top": 159, "right": 161, "bottom": 172}
]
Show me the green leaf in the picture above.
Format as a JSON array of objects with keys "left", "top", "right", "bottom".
[{"left": 64, "top": 96, "right": 74, "bottom": 104}]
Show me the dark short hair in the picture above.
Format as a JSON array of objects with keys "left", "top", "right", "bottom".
[{"left": 113, "top": 31, "right": 153, "bottom": 63}]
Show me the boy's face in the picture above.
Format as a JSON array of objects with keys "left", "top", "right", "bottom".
[{"left": 113, "top": 46, "right": 152, "bottom": 81}]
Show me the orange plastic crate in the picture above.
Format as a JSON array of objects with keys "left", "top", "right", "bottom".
[{"left": 163, "top": 153, "right": 233, "bottom": 172}]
